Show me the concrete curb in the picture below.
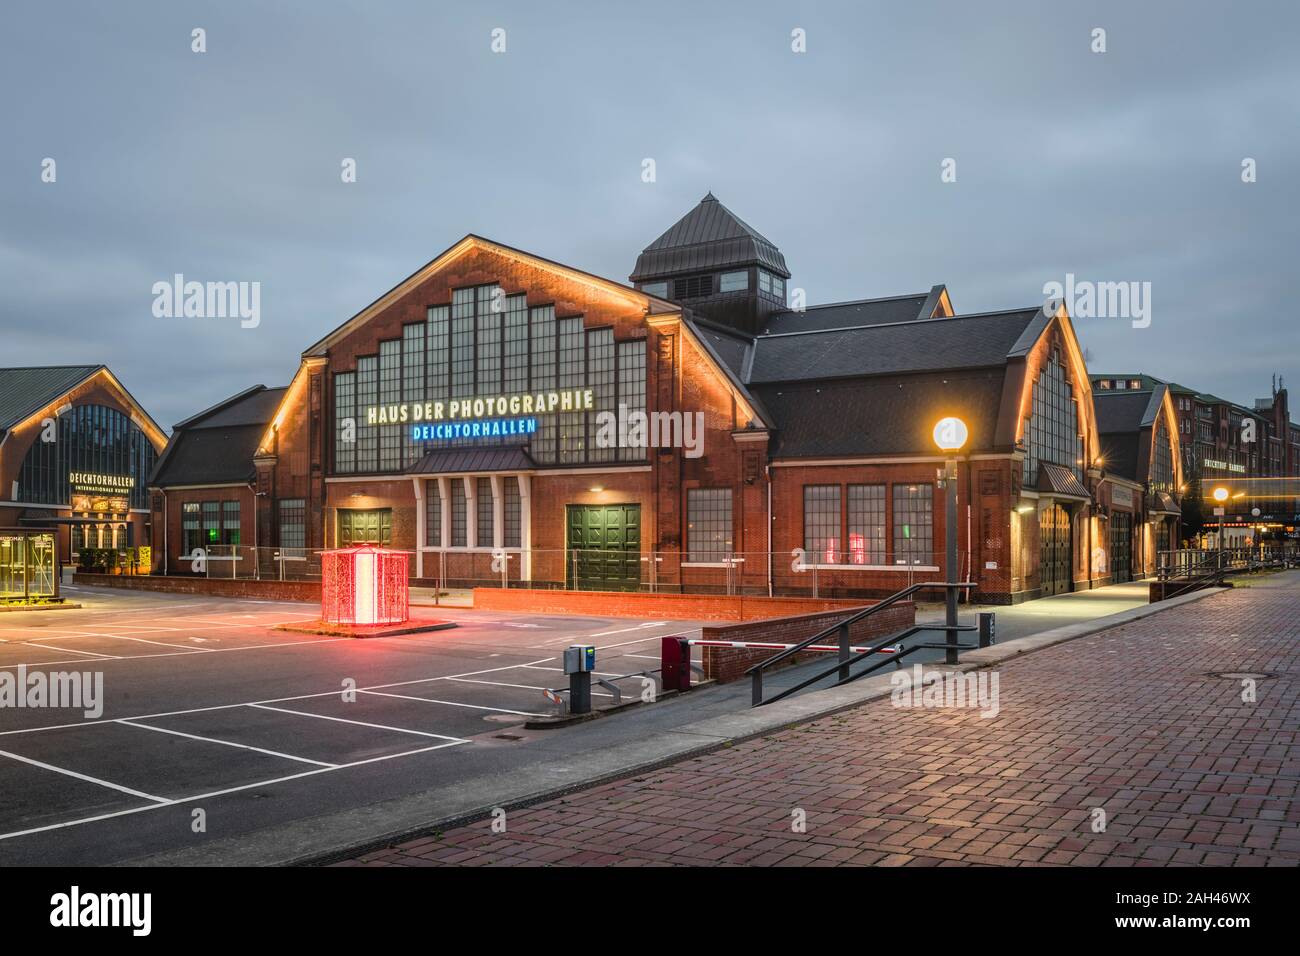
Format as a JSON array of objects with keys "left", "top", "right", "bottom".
[{"left": 122, "top": 587, "right": 1228, "bottom": 867}]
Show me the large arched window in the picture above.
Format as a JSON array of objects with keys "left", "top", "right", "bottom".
[
  {"left": 17, "top": 404, "right": 157, "bottom": 510},
  {"left": 1022, "top": 350, "right": 1083, "bottom": 487},
  {"left": 1151, "top": 420, "right": 1174, "bottom": 494}
]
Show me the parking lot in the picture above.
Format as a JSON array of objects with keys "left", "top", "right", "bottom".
[{"left": 0, "top": 584, "right": 699, "bottom": 864}]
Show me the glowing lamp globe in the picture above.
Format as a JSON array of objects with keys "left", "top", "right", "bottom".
[
  {"left": 321, "top": 545, "right": 409, "bottom": 626},
  {"left": 1211, "top": 487, "right": 1229, "bottom": 503},
  {"left": 932, "top": 417, "right": 969, "bottom": 452}
]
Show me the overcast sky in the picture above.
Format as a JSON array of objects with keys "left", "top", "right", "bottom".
[{"left": 3, "top": 0, "right": 1297, "bottom": 429}]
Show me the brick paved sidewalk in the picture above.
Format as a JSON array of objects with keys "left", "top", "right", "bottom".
[{"left": 335, "top": 578, "right": 1300, "bottom": 867}]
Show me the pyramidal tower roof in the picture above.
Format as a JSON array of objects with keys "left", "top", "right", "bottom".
[{"left": 629, "top": 192, "right": 789, "bottom": 281}]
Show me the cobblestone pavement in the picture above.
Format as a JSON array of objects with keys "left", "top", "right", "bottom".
[{"left": 334, "top": 576, "right": 1300, "bottom": 867}]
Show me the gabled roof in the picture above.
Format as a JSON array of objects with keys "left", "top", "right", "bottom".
[
  {"left": 746, "top": 308, "right": 1041, "bottom": 385},
  {"left": 0, "top": 365, "right": 167, "bottom": 448},
  {"left": 0, "top": 365, "right": 104, "bottom": 430},
  {"left": 629, "top": 193, "right": 789, "bottom": 281},
  {"left": 760, "top": 289, "right": 943, "bottom": 336},
  {"left": 149, "top": 385, "right": 287, "bottom": 487},
  {"left": 758, "top": 368, "right": 1007, "bottom": 458},
  {"left": 303, "top": 234, "right": 678, "bottom": 358}
]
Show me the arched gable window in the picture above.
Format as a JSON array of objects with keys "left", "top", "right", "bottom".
[
  {"left": 1022, "top": 349, "right": 1083, "bottom": 487},
  {"left": 1151, "top": 420, "right": 1174, "bottom": 494},
  {"left": 17, "top": 404, "right": 157, "bottom": 510}
]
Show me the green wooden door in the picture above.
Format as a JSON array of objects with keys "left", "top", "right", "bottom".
[
  {"left": 566, "top": 505, "right": 641, "bottom": 591},
  {"left": 1039, "top": 504, "right": 1073, "bottom": 596},
  {"left": 338, "top": 509, "right": 392, "bottom": 547}
]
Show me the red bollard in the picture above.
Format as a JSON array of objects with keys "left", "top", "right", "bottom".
[{"left": 661, "top": 636, "right": 691, "bottom": 692}]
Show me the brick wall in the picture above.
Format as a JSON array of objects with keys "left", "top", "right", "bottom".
[
  {"left": 472, "top": 587, "right": 878, "bottom": 622},
  {"left": 699, "top": 602, "right": 915, "bottom": 682},
  {"left": 73, "top": 572, "right": 319, "bottom": 603}
]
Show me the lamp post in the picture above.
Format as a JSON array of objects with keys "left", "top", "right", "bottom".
[
  {"left": 933, "top": 417, "right": 968, "bottom": 665},
  {"left": 1212, "top": 485, "right": 1229, "bottom": 571}
]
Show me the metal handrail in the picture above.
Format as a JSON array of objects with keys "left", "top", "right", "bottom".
[{"left": 746, "top": 580, "right": 975, "bottom": 707}]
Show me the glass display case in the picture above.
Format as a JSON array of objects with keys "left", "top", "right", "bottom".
[{"left": 0, "top": 529, "right": 59, "bottom": 603}]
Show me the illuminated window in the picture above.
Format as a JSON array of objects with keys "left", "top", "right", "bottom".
[
  {"left": 892, "top": 484, "right": 933, "bottom": 565},
  {"left": 1152, "top": 421, "right": 1174, "bottom": 494},
  {"left": 202, "top": 501, "right": 221, "bottom": 546},
  {"left": 687, "top": 489, "right": 732, "bottom": 562},
  {"left": 803, "top": 485, "right": 841, "bottom": 563},
  {"left": 182, "top": 502, "right": 201, "bottom": 552},
  {"left": 1022, "top": 350, "right": 1083, "bottom": 487},
  {"left": 17, "top": 403, "right": 157, "bottom": 510},
  {"left": 847, "top": 484, "right": 885, "bottom": 564}
]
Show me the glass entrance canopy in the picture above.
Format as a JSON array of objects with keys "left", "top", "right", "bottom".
[{"left": 0, "top": 529, "right": 59, "bottom": 603}]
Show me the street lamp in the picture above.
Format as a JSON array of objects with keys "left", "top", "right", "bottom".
[
  {"left": 1212, "top": 486, "right": 1229, "bottom": 569},
  {"left": 933, "top": 417, "right": 967, "bottom": 664}
]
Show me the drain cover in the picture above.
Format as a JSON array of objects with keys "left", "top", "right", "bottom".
[
  {"left": 493, "top": 733, "right": 524, "bottom": 741},
  {"left": 1206, "top": 671, "right": 1273, "bottom": 680}
]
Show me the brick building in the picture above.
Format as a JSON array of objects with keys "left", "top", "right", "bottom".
[
  {"left": 0, "top": 365, "right": 166, "bottom": 564},
  {"left": 148, "top": 385, "right": 287, "bottom": 575},
  {"left": 1093, "top": 371, "right": 1300, "bottom": 545},
  {"left": 150, "top": 194, "right": 1161, "bottom": 603}
]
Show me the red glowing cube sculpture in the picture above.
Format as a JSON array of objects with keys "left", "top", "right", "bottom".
[{"left": 321, "top": 545, "right": 409, "bottom": 626}]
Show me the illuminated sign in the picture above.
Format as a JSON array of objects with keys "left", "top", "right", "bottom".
[
  {"left": 364, "top": 389, "right": 593, "bottom": 426},
  {"left": 69, "top": 472, "right": 134, "bottom": 494},
  {"left": 411, "top": 417, "right": 538, "bottom": 442},
  {"left": 72, "top": 494, "right": 129, "bottom": 514},
  {"left": 1202, "top": 459, "right": 1246, "bottom": 474}
]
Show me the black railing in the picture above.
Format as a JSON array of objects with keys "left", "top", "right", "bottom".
[{"left": 746, "top": 581, "right": 975, "bottom": 707}]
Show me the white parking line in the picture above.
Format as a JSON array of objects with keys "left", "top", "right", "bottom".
[
  {"left": 21, "top": 642, "right": 120, "bottom": 659},
  {"left": 247, "top": 704, "right": 468, "bottom": 742},
  {"left": 0, "top": 637, "right": 349, "bottom": 671},
  {"left": 0, "top": 748, "right": 168, "bottom": 803},
  {"left": 0, "top": 739, "right": 468, "bottom": 843},
  {"left": 117, "top": 719, "right": 337, "bottom": 768},
  {"left": 446, "top": 677, "right": 618, "bottom": 699},
  {"left": 359, "top": 690, "right": 546, "bottom": 718},
  {"left": 0, "top": 657, "right": 557, "bottom": 737}
]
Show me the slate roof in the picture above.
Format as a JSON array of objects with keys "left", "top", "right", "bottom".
[
  {"left": 407, "top": 446, "right": 536, "bottom": 475},
  {"left": 1093, "top": 387, "right": 1167, "bottom": 483},
  {"left": 756, "top": 369, "right": 1007, "bottom": 458},
  {"left": 0, "top": 365, "right": 102, "bottom": 432},
  {"left": 630, "top": 193, "right": 789, "bottom": 281},
  {"left": 149, "top": 385, "right": 286, "bottom": 487},
  {"left": 760, "top": 292, "right": 937, "bottom": 336},
  {"left": 746, "top": 308, "right": 1041, "bottom": 385}
]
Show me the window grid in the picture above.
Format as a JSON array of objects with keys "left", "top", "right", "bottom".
[
  {"left": 557, "top": 316, "right": 585, "bottom": 463},
  {"left": 475, "top": 285, "right": 502, "bottom": 395},
  {"left": 803, "top": 485, "right": 841, "bottom": 562},
  {"left": 476, "top": 477, "right": 494, "bottom": 546},
  {"left": 278, "top": 499, "right": 306, "bottom": 549},
  {"left": 221, "top": 500, "right": 241, "bottom": 546},
  {"left": 355, "top": 356, "right": 378, "bottom": 473},
  {"left": 17, "top": 403, "right": 158, "bottom": 510},
  {"left": 401, "top": 323, "right": 425, "bottom": 466},
  {"left": 586, "top": 327, "right": 615, "bottom": 462},
  {"left": 530, "top": 306, "right": 557, "bottom": 463},
  {"left": 617, "top": 340, "right": 647, "bottom": 462},
  {"left": 687, "top": 489, "right": 733, "bottom": 562},
  {"left": 450, "top": 479, "right": 467, "bottom": 547},
  {"left": 846, "top": 484, "right": 886, "bottom": 564},
  {"left": 892, "top": 484, "right": 933, "bottom": 566},
  {"left": 378, "top": 341, "right": 401, "bottom": 470},
  {"left": 1022, "top": 351, "right": 1082, "bottom": 487},
  {"left": 333, "top": 373, "right": 356, "bottom": 473},
  {"left": 503, "top": 479, "right": 521, "bottom": 549}
]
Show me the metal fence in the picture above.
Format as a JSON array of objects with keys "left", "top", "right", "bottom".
[
  {"left": 197, "top": 544, "right": 974, "bottom": 597},
  {"left": 1156, "top": 543, "right": 1299, "bottom": 580}
]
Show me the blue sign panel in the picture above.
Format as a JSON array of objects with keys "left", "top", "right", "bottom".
[{"left": 411, "top": 417, "right": 539, "bottom": 442}]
